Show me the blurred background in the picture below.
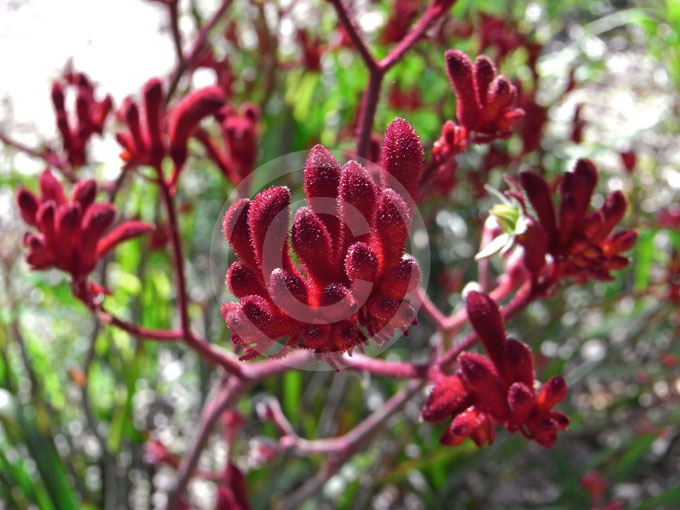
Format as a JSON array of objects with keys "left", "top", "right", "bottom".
[{"left": 0, "top": 0, "right": 679, "bottom": 509}]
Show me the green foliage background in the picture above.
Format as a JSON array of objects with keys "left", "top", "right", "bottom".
[{"left": 0, "top": 0, "right": 679, "bottom": 508}]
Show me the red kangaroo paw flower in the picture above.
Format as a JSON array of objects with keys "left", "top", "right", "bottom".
[
  {"left": 142, "top": 78, "right": 165, "bottom": 164},
  {"left": 602, "top": 230, "right": 637, "bottom": 256},
  {"left": 168, "top": 86, "right": 225, "bottom": 172},
  {"left": 55, "top": 203, "right": 81, "bottom": 262},
  {"left": 458, "top": 352, "right": 509, "bottom": 420},
  {"left": 248, "top": 186, "right": 295, "bottom": 276},
  {"left": 445, "top": 50, "right": 480, "bottom": 131},
  {"left": 503, "top": 338, "right": 535, "bottom": 387},
  {"left": 381, "top": 117, "right": 424, "bottom": 202},
  {"left": 223, "top": 127, "right": 422, "bottom": 359},
  {"left": 380, "top": 257, "right": 421, "bottom": 301},
  {"left": 421, "top": 375, "right": 470, "bottom": 423},
  {"left": 536, "top": 375, "right": 567, "bottom": 412},
  {"left": 558, "top": 159, "right": 598, "bottom": 247},
  {"left": 96, "top": 221, "right": 154, "bottom": 257},
  {"left": 519, "top": 160, "right": 634, "bottom": 281},
  {"left": 226, "top": 262, "right": 269, "bottom": 299},
  {"left": 338, "top": 160, "right": 378, "bottom": 252},
  {"left": 465, "top": 291, "right": 506, "bottom": 372},
  {"left": 40, "top": 169, "right": 67, "bottom": 206},
  {"left": 345, "top": 242, "right": 379, "bottom": 283},
  {"left": 292, "top": 207, "right": 334, "bottom": 287},
  {"left": 71, "top": 179, "right": 97, "bottom": 212},
  {"left": 122, "top": 98, "right": 147, "bottom": 157},
  {"left": 520, "top": 171, "right": 557, "bottom": 239},
  {"left": 473, "top": 56, "right": 497, "bottom": 106},
  {"left": 223, "top": 199, "right": 259, "bottom": 272},
  {"left": 528, "top": 414, "right": 558, "bottom": 448},
  {"left": 373, "top": 189, "right": 411, "bottom": 274},
  {"left": 507, "top": 382, "right": 536, "bottom": 424},
  {"left": 304, "top": 144, "right": 342, "bottom": 244},
  {"left": 595, "top": 190, "right": 627, "bottom": 242}
]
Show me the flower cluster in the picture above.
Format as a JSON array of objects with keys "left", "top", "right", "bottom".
[
  {"left": 444, "top": 49, "right": 524, "bottom": 141},
  {"left": 422, "top": 291, "right": 569, "bottom": 448},
  {"left": 518, "top": 159, "right": 637, "bottom": 282},
  {"left": 51, "top": 70, "right": 113, "bottom": 167},
  {"left": 195, "top": 103, "right": 261, "bottom": 185},
  {"left": 16, "top": 170, "right": 153, "bottom": 291},
  {"left": 116, "top": 79, "right": 225, "bottom": 183},
  {"left": 221, "top": 118, "right": 424, "bottom": 363}
]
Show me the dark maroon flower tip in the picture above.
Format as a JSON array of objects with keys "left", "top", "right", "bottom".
[
  {"left": 142, "top": 78, "right": 165, "bottom": 157},
  {"left": 597, "top": 190, "right": 627, "bottom": 240},
  {"left": 345, "top": 242, "right": 378, "bottom": 283},
  {"left": 473, "top": 55, "right": 496, "bottom": 105},
  {"left": 71, "top": 179, "right": 97, "bottom": 212},
  {"left": 603, "top": 229, "right": 637, "bottom": 255},
  {"left": 380, "top": 118, "right": 424, "bottom": 202},
  {"left": 507, "top": 381, "right": 536, "bottom": 424},
  {"left": 51, "top": 82, "right": 66, "bottom": 111},
  {"left": 226, "top": 261, "right": 268, "bottom": 299},
  {"left": 465, "top": 291, "right": 506, "bottom": 370},
  {"left": 39, "top": 169, "right": 67, "bottom": 206},
  {"left": 16, "top": 188, "right": 39, "bottom": 226},
  {"left": 520, "top": 171, "right": 557, "bottom": 239},
  {"left": 421, "top": 375, "right": 470, "bottom": 423}
]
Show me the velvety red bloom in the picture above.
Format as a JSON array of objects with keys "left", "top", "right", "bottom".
[
  {"left": 116, "top": 80, "right": 225, "bottom": 182},
  {"left": 518, "top": 160, "right": 636, "bottom": 281},
  {"left": 51, "top": 70, "right": 113, "bottom": 167},
  {"left": 195, "top": 103, "right": 260, "bottom": 184},
  {"left": 16, "top": 170, "right": 153, "bottom": 291},
  {"left": 445, "top": 50, "right": 525, "bottom": 141},
  {"left": 422, "top": 291, "right": 569, "bottom": 448},
  {"left": 221, "top": 119, "right": 423, "bottom": 363}
]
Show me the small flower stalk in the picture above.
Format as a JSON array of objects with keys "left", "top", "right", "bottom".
[
  {"left": 221, "top": 118, "right": 424, "bottom": 364},
  {"left": 422, "top": 291, "right": 569, "bottom": 448}
]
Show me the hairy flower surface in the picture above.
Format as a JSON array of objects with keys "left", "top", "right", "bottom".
[
  {"left": 518, "top": 159, "right": 637, "bottom": 281},
  {"left": 445, "top": 49, "right": 524, "bottom": 141},
  {"left": 422, "top": 291, "right": 569, "bottom": 448},
  {"left": 16, "top": 170, "right": 153, "bottom": 291},
  {"left": 116, "top": 79, "right": 225, "bottom": 181},
  {"left": 221, "top": 119, "right": 423, "bottom": 363}
]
